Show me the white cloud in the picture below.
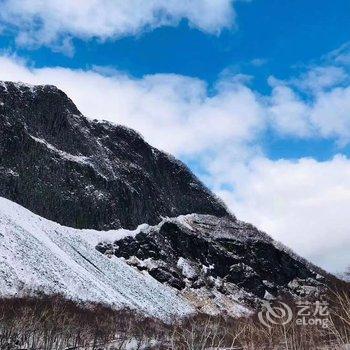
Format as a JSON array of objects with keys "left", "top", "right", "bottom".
[
  {"left": 292, "top": 66, "right": 348, "bottom": 93},
  {"left": 0, "top": 55, "right": 349, "bottom": 274},
  {"left": 217, "top": 155, "right": 350, "bottom": 273},
  {"left": 326, "top": 42, "right": 350, "bottom": 66},
  {"left": 310, "top": 86, "right": 350, "bottom": 144},
  {"left": 250, "top": 58, "right": 267, "bottom": 67},
  {"left": 0, "top": 0, "right": 235, "bottom": 52},
  {"left": 268, "top": 66, "right": 350, "bottom": 143},
  {"left": 0, "top": 55, "right": 265, "bottom": 156},
  {"left": 268, "top": 78, "right": 313, "bottom": 137}
]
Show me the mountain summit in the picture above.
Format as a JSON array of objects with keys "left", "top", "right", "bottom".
[{"left": 0, "top": 81, "right": 229, "bottom": 230}]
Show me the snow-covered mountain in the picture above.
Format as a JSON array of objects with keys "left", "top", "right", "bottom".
[{"left": 0, "top": 81, "right": 328, "bottom": 318}]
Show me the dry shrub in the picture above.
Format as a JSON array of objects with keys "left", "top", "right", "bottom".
[
  {"left": 327, "top": 289, "right": 350, "bottom": 347},
  {"left": 1, "top": 282, "right": 350, "bottom": 350},
  {"left": 0, "top": 293, "right": 165, "bottom": 349},
  {"left": 168, "top": 284, "right": 350, "bottom": 350},
  {"left": 169, "top": 311, "right": 331, "bottom": 350}
]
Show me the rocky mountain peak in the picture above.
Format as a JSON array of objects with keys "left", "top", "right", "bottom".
[{"left": 0, "top": 81, "right": 230, "bottom": 230}]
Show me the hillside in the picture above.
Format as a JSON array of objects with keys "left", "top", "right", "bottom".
[
  {"left": 0, "top": 80, "right": 327, "bottom": 318},
  {"left": 0, "top": 196, "right": 195, "bottom": 321}
]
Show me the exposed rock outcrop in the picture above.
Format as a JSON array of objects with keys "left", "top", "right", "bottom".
[{"left": 96, "top": 214, "right": 325, "bottom": 312}]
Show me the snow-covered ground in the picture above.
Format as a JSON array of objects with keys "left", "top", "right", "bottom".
[{"left": 0, "top": 197, "right": 195, "bottom": 321}]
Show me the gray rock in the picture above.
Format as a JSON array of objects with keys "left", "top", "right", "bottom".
[
  {"left": 0, "top": 81, "right": 229, "bottom": 230},
  {"left": 98, "top": 214, "right": 325, "bottom": 306}
]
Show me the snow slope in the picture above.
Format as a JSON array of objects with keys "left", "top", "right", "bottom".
[{"left": 0, "top": 197, "right": 195, "bottom": 321}]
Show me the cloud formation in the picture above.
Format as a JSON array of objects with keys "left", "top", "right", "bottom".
[
  {"left": 217, "top": 155, "right": 350, "bottom": 273},
  {"left": 0, "top": 0, "right": 235, "bottom": 52},
  {"left": 0, "top": 56, "right": 264, "bottom": 156},
  {"left": 268, "top": 64, "right": 350, "bottom": 144},
  {"left": 0, "top": 54, "right": 349, "bottom": 273}
]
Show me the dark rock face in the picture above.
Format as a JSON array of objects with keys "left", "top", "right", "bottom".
[
  {"left": 96, "top": 215, "right": 324, "bottom": 306},
  {"left": 0, "top": 81, "right": 229, "bottom": 230}
]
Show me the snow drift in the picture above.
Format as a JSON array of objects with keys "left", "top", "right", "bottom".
[{"left": 0, "top": 196, "right": 194, "bottom": 321}]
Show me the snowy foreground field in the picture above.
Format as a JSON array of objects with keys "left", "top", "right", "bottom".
[{"left": 0, "top": 196, "right": 195, "bottom": 321}]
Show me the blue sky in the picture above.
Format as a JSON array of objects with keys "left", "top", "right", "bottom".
[
  {"left": 1, "top": 1, "right": 349, "bottom": 83},
  {"left": 0, "top": 0, "right": 349, "bottom": 273},
  {"left": 1, "top": 0, "right": 350, "bottom": 161}
]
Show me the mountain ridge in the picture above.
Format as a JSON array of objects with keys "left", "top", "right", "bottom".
[{"left": 0, "top": 80, "right": 230, "bottom": 230}]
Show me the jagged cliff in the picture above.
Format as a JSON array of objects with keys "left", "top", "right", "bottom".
[{"left": 0, "top": 81, "right": 228, "bottom": 230}]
